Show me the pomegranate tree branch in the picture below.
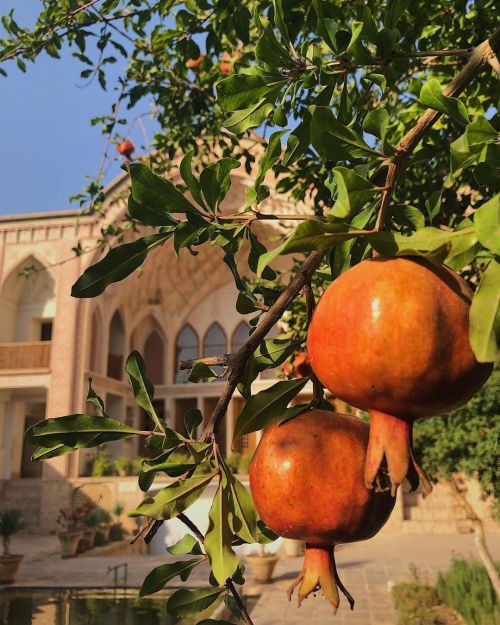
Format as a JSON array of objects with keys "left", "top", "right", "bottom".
[
  {"left": 201, "top": 250, "right": 325, "bottom": 439},
  {"left": 374, "top": 25, "right": 500, "bottom": 230},
  {"left": 179, "top": 354, "right": 232, "bottom": 370}
]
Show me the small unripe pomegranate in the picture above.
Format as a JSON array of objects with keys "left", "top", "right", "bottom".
[
  {"left": 186, "top": 54, "right": 205, "bottom": 70},
  {"left": 307, "top": 257, "right": 492, "bottom": 494},
  {"left": 250, "top": 410, "right": 395, "bottom": 613},
  {"left": 283, "top": 350, "right": 311, "bottom": 379},
  {"left": 220, "top": 60, "right": 232, "bottom": 75},
  {"left": 116, "top": 139, "right": 135, "bottom": 160}
]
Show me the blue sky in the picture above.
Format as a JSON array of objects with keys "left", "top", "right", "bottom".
[{"left": 0, "top": 3, "right": 155, "bottom": 216}]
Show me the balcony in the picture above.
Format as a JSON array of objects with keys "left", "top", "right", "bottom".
[{"left": 0, "top": 341, "right": 52, "bottom": 372}]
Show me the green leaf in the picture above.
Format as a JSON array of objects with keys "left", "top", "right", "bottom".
[
  {"left": 167, "top": 534, "right": 203, "bottom": 556},
  {"left": 188, "top": 362, "right": 218, "bottom": 383},
  {"left": 248, "top": 230, "right": 277, "bottom": 281},
  {"left": 141, "top": 451, "right": 197, "bottom": 478},
  {"left": 128, "top": 163, "right": 198, "bottom": 214},
  {"left": 225, "top": 471, "right": 258, "bottom": 543},
  {"left": 384, "top": 0, "right": 409, "bottom": 29},
  {"left": 312, "top": 0, "right": 338, "bottom": 53},
  {"left": 347, "top": 21, "right": 374, "bottom": 64},
  {"left": 367, "top": 226, "right": 476, "bottom": 264},
  {"left": 204, "top": 481, "right": 239, "bottom": 584},
  {"left": 420, "top": 79, "right": 469, "bottom": 127},
  {"left": 272, "top": 0, "right": 290, "bottom": 45},
  {"left": 255, "top": 24, "right": 295, "bottom": 70},
  {"left": 233, "top": 378, "right": 308, "bottom": 439},
  {"left": 180, "top": 150, "right": 206, "bottom": 209},
  {"left": 139, "top": 559, "right": 201, "bottom": 597},
  {"left": 469, "top": 260, "right": 500, "bottom": 363},
  {"left": 128, "top": 195, "right": 178, "bottom": 227},
  {"left": 224, "top": 99, "right": 277, "bottom": 134},
  {"left": 200, "top": 158, "right": 240, "bottom": 212},
  {"left": 247, "top": 130, "right": 287, "bottom": 207},
  {"left": 86, "top": 378, "right": 106, "bottom": 416},
  {"left": 196, "top": 620, "right": 235, "bottom": 625},
  {"left": 257, "top": 220, "right": 364, "bottom": 275},
  {"left": 363, "top": 109, "right": 389, "bottom": 141},
  {"left": 130, "top": 469, "right": 217, "bottom": 520},
  {"left": 444, "top": 218, "right": 479, "bottom": 271},
  {"left": 466, "top": 117, "right": 498, "bottom": 146},
  {"left": 474, "top": 194, "right": 500, "bottom": 255},
  {"left": 311, "top": 106, "right": 384, "bottom": 161},
  {"left": 283, "top": 111, "right": 312, "bottom": 165},
  {"left": 71, "top": 234, "right": 169, "bottom": 298},
  {"left": 167, "top": 587, "right": 224, "bottom": 617},
  {"left": 217, "top": 72, "right": 286, "bottom": 112},
  {"left": 184, "top": 408, "right": 203, "bottom": 436},
  {"left": 425, "top": 189, "right": 442, "bottom": 224},
  {"left": 26, "top": 414, "right": 139, "bottom": 459},
  {"left": 278, "top": 403, "right": 310, "bottom": 424},
  {"left": 125, "top": 351, "right": 164, "bottom": 432},
  {"left": 329, "top": 167, "right": 378, "bottom": 219}
]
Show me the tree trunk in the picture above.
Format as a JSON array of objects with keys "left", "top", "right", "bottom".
[{"left": 440, "top": 476, "right": 500, "bottom": 598}]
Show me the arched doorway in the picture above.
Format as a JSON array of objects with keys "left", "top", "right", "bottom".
[{"left": 107, "top": 311, "right": 125, "bottom": 379}]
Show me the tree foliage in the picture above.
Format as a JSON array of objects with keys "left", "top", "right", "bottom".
[{"left": 2, "top": 0, "right": 499, "bottom": 621}]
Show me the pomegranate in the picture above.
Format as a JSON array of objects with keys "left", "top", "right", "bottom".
[
  {"left": 307, "top": 257, "right": 492, "bottom": 494},
  {"left": 283, "top": 350, "right": 312, "bottom": 379},
  {"left": 249, "top": 409, "right": 395, "bottom": 612},
  {"left": 186, "top": 54, "right": 205, "bottom": 70},
  {"left": 117, "top": 139, "right": 135, "bottom": 160}
]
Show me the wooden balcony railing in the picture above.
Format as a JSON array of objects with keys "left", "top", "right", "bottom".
[{"left": 0, "top": 341, "right": 52, "bottom": 371}]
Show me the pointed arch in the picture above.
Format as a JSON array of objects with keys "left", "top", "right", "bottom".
[
  {"left": 107, "top": 310, "right": 125, "bottom": 379},
  {"left": 144, "top": 329, "right": 165, "bottom": 385},
  {"left": 89, "top": 307, "right": 103, "bottom": 373},
  {"left": 231, "top": 321, "right": 251, "bottom": 353},
  {"left": 203, "top": 322, "right": 227, "bottom": 376},
  {"left": 175, "top": 324, "right": 199, "bottom": 384},
  {"left": 0, "top": 255, "right": 56, "bottom": 342}
]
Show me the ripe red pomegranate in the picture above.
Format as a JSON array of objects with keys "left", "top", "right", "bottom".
[
  {"left": 117, "top": 139, "right": 135, "bottom": 160},
  {"left": 186, "top": 54, "right": 205, "bottom": 70},
  {"left": 250, "top": 410, "right": 395, "bottom": 613},
  {"left": 307, "top": 257, "right": 492, "bottom": 494}
]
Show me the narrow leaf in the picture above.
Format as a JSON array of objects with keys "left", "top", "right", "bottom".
[
  {"left": 167, "top": 534, "right": 203, "bottom": 556},
  {"left": 139, "top": 559, "right": 201, "bottom": 597},
  {"left": 233, "top": 378, "right": 308, "bottom": 439},
  {"left": 167, "top": 587, "right": 224, "bottom": 617},
  {"left": 469, "top": 260, "right": 500, "bottom": 363},
  {"left": 129, "top": 163, "right": 197, "bottom": 214},
  {"left": 125, "top": 351, "right": 164, "bottom": 432}
]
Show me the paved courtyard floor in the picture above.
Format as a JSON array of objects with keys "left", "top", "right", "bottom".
[{"left": 3, "top": 530, "right": 499, "bottom": 625}]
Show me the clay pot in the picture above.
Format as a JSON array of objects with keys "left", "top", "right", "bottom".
[
  {"left": 58, "top": 530, "right": 83, "bottom": 559},
  {"left": 0, "top": 554, "right": 23, "bottom": 583},
  {"left": 283, "top": 538, "right": 305, "bottom": 558},
  {"left": 246, "top": 554, "right": 279, "bottom": 583},
  {"left": 82, "top": 528, "right": 96, "bottom": 549}
]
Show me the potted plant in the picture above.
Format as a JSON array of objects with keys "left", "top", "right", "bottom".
[
  {"left": 57, "top": 508, "right": 84, "bottom": 558},
  {"left": 0, "top": 509, "right": 24, "bottom": 583},
  {"left": 245, "top": 544, "right": 279, "bottom": 583},
  {"left": 283, "top": 538, "right": 305, "bottom": 558},
  {"left": 82, "top": 507, "right": 99, "bottom": 550},
  {"left": 114, "top": 456, "right": 133, "bottom": 477},
  {"left": 93, "top": 509, "right": 112, "bottom": 545},
  {"left": 109, "top": 503, "right": 125, "bottom": 541}
]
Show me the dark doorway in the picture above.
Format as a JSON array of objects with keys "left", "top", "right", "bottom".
[{"left": 21, "top": 416, "right": 43, "bottom": 478}]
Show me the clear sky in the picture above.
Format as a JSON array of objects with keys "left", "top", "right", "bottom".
[{"left": 0, "top": 3, "right": 154, "bottom": 217}]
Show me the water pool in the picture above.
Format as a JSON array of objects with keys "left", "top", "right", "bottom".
[{"left": 0, "top": 588, "right": 217, "bottom": 625}]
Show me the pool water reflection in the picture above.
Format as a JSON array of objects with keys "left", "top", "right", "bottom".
[{"left": 0, "top": 588, "right": 214, "bottom": 625}]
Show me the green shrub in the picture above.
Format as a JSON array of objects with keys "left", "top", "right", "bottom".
[
  {"left": 437, "top": 557, "right": 499, "bottom": 625},
  {"left": 225, "top": 452, "right": 241, "bottom": 473},
  {"left": 392, "top": 577, "right": 440, "bottom": 625},
  {"left": 109, "top": 523, "right": 124, "bottom": 541},
  {"left": 114, "top": 456, "right": 133, "bottom": 476},
  {"left": 90, "top": 451, "right": 116, "bottom": 477},
  {"left": 238, "top": 451, "right": 253, "bottom": 474},
  {"left": 94, "top": 530, "right": 107, "bottom": 546}
]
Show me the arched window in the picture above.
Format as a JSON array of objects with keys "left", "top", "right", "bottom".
[
  {"left": 175, "top": 325, "right": 199, "bottom": 384},
  {"left": 107, "top": 311, "right": 125, "bottom": 380},
  {"left": 231, "top": 321, "right": 251, "bottom": 353},
  {"left": 144, "top": 330, "right": 165, "bottom": 385},
  {"left": 203, "top": 323, "right": 227, "bottom": 377},
  {"left": 89, "top": 309, "right": 102, "bottom": 373}
]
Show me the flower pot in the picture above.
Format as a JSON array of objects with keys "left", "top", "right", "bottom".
[
  {"left": 109, "top": 523, "right": 124, "bottom": 542},
  {"left": 99, "top": 523, "right": 111, "bottom": 542},
  {"left": 58, "top": 530, "right": 82, "bottom": 559},
  {"left": 246, "top": 554, "right": 279, "bottom": 583},
  {"left": 0, "top": 554, "right": 23, "bottom": 584},
  {"left": 283, "top": 538, "right": 305, "bottom": 558},
  {"left": 83, "top": 527, "right": 97, "bottom": 547}
]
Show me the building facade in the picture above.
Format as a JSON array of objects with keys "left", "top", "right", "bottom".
[{"left": 0, "top": 168, "right": 494, "bottom": 534}]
